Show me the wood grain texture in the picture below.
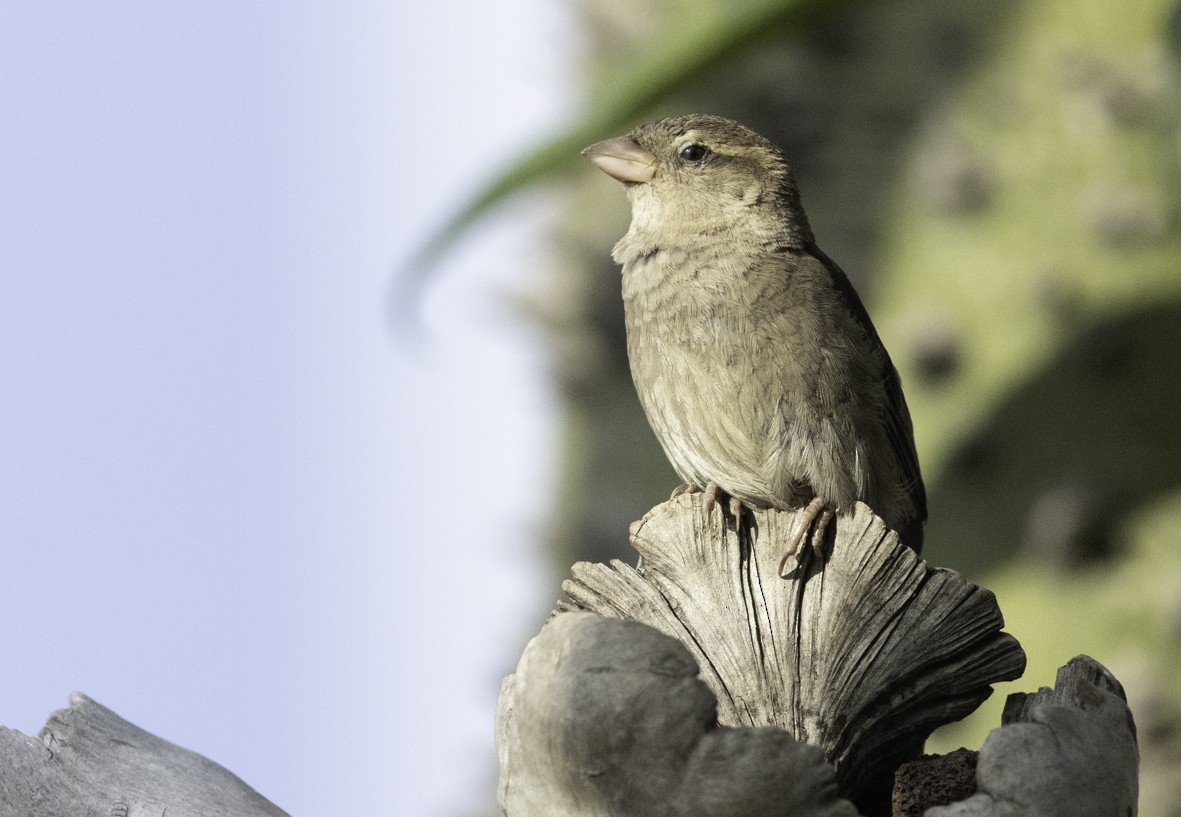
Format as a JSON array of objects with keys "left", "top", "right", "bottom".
[
  {"left": 496, "top": 611, "right": 860, "bottom": 817},
  {"left": 0, "top": 693, "right": 287, "bottom": 817},
  {"left": 559, "top": 496, "right": 1026, "bottom": 811}
]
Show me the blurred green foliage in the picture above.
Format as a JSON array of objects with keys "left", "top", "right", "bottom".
[{"left": 405, "top": 0, "right": 852, "bottom": 282}]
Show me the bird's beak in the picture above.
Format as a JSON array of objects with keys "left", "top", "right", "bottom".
[{"left": 582, "top": 136, "right": 656, "bottom": 184}]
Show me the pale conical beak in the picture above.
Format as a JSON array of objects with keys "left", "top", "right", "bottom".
[{"left": 582, "top": 136, "right": 656, "bottom": 184}]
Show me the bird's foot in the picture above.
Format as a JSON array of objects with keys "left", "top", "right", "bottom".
[
  {"left": 701, "top": 483, "right": 750, "bottom": 531},
  {"left": 702, "top": 483, "right": 722, "bottom": 517},
  {"left": 673, "top": 482, "right": 750, "bottom": 529},
  {"left": 778, "top": 497, "right": 834, "bottom": 577}
]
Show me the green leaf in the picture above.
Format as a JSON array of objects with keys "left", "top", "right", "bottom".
[{"left": 398, "top": 0, "right": 853, "bottom": 296}]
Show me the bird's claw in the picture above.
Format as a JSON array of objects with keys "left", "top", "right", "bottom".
[
  {"left": 728, "top": 494, "right": 744, "bottom": 521},
  {"left": 690, "top": 483, "right": 749, "bottom": 531},
  {"left": 778, "top": 498, "right": 833, "bottom": 577},
  {"left": 703, "top": 483, "right": 722, "bottom": 518}
]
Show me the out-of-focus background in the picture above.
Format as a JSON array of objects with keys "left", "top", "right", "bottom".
[
  {"left": 3, "top": 1, "right": 1181, "bottom": 815},
  {"left": 1, "top": 3, "right": 564, "bottom": 815}
]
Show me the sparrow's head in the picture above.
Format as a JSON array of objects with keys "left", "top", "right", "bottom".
[{"left": 582, "top": 114, "right": 812, "bottom": 246}]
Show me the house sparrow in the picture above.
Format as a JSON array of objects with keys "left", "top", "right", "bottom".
[{"left": 583, "top": 115, "right": 926, "bottom": 574}]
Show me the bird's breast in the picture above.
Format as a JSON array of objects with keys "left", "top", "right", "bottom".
[
  {"left": 619, "top": 243, "right": 886, "bottom": 513},
  {"left": 620, "top": 249, "right": 810, "bottom": 501}
]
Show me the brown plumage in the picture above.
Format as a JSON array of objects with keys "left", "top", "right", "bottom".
[{"left": 583, "top": 114, "right": 926, "bottom": 571}]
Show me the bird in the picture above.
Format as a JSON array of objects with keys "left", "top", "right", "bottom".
[{"left": 582, "top": 114, "right": 926, "bottom": 574}]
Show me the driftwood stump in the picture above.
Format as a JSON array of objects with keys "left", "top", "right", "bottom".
[
  {"left": 559, "top": 497, "right": 1026, "bottom": 813},
  {"left": 0, "top": 694, "right": 287, "bottom": 817},
  {"left": 925, "top": 656, "right": 1140, "bottom": 816},
  {"left": 496, "top": 612, "right": 859, "bottom": 817},
  {"left": 494, "top": 498, "right": 1138, "bottom": 816}
]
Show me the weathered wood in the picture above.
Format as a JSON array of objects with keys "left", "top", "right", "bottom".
[
  {"left": 926, "top": 655, "right": 1139, "bottom": 816},
  {"left": 496, "top": 611, "right": 860, "bottom": 817},
  {"left": 0, "top": 693, "right": 288, "bottom": 817},
  {"left": 892, "top": 748, "right": 978, "bottom": 816},
  {"left": 559, "top": 497, "right": 1027, "bottom": 813}
]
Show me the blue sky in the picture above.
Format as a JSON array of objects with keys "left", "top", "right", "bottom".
[{"left": 0, "top": 3, "right": 567, "bottom": 813}]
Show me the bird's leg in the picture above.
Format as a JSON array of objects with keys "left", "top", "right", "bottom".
[
  {"left": 778, "top": 497, "right": 832, "bottom": 577},
  {"left": 809, "top": 507, "right": 834, "bottom": 558}
]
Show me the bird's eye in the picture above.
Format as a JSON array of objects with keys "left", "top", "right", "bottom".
[{"left": 678, "top": 143, "right": 710, "bottom": 162}]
